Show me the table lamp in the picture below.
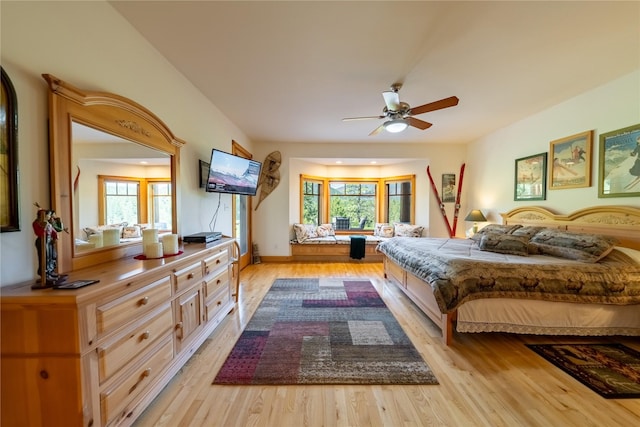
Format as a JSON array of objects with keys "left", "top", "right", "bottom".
[{"left": 465, "top": 209, "right": 487, "bottom": 234}]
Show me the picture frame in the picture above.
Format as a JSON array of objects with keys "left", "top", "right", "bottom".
[
  {"left": 514, "top": 152, "right": 547, "bottom": 201},
  {"left": 549, "top": 130, "right": 593, "bottom": 190},
  {"left": 598, "top": 123, "right": 640, "bottom": 198},
  {"left": 1, "top": 67, "right": 20, "bottom": 232},
  {"left": 199, "top": 159, "right": 210, "bottom": 188},
  {"left": 441, "top": 173, "right": 455, "bottom": 203}
]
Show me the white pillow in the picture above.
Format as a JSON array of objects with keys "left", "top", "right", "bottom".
[
  {"left": 379, "top": 225, "right": 394, "bottom": 238},
  {"left": 293, "top": 223, "right": 318, "bottom": 243},
  {"left": 374, "top": 223, "right": 390, "bottom": 237},
  {"left": 316, "top": 223, "right": 335, "bottom": 237},
  {"left": 394, "top": 223, "right": 424, "bottom": 237},
  {"left": 122, "top": 225, "right": 142, "bottom": 239}
]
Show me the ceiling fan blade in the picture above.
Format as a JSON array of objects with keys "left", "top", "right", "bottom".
[
  {"left": 382, "top": 91, "right": 401, "bottom": 111},
  {"left": 342, "top": 115, "right": 385, "bottom": 121},
  {"left": 406, "top": 117, "right": 433, "bottom": 130},
  {"left": 369, "top": 123, "right": 385, "bottom": 136},
  {"left": 409, "top": 96, "right": 459, "bottom": 116}
]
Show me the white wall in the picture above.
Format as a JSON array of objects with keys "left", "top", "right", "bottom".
[
  {"left": 0, "top": 1, "right": 254, "bottom": 286},
  {"left": 465, "top": 70, "right": 640, "bottom": 223}
]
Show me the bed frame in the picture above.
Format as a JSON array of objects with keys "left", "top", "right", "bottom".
[{"left": 382, "top": 205, "right": 640, "bottom": 345}]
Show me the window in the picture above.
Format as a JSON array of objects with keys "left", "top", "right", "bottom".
[
  {"left": 98, "top": 175, "right": 171, "bottom": 227},
  {"left": 300, "top": 174, "right": 415, "bottom": 231},
  {"left": 102, "top": 177, "right": 140, "bottom": 225},
  {"left": 149, "top": 181, "right": 172, "bottom": 228},
  {"left": 301, "top": 178, "right": 322, "bottom": 225},
  {"left": 385, "top": 179, "right": 413, "bottom": 223},
  {"left": 329, "top": 181, "right": 376, "bottom": 230}
]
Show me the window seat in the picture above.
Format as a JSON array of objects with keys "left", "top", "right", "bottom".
[
  {"left": 289, "top": 222, "right": 425, "bottom": 262},
  {"left": 290, "top": 235, "right": 387, "bottom": 262}
]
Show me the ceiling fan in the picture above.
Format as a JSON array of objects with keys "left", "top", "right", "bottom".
[{"left": 342, "top": 83, "right": 459, "bottom": 136}]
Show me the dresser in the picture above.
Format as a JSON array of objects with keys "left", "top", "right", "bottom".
[{"left": 1, "top": 238, "right": 237, "bottom": 427}]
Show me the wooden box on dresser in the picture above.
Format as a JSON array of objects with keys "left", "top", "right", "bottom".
[{"left": 1, "top": 238, "right": 237, "bottom": 427}]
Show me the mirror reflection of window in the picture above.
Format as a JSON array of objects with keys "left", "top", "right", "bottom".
[
  {"left": 149, "top": 181, "right": 172, "bottom": 227},
  {"left": 73, "top": 122, "right": 171, "bottom": 252}
]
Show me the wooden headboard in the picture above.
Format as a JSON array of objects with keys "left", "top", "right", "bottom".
[{"left": 501, "top": 206, "right": 640, "bottom": 250}]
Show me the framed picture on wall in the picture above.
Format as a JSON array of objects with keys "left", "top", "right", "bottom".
[
  {"left": 549, "top": 130, "right": 593, "bottom": 190},
  {"left": 1, "top": 67, "right": 20, "bottom": 232},
  {"left": 441, "top": 173, "right": 456, "bottom": 203},
  {"left": 514, "top": 152, "right": 547, "bottom": 201},
  {"left": 598, "top": 123, "right": 640, "bottom": 198}
]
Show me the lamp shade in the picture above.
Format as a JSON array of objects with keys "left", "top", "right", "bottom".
[
  {"left": 465, "top": 209, "right": 487, "bottom": 222},
  {"left": 384, "top": 119, "right": 408, "bottom": 133}
]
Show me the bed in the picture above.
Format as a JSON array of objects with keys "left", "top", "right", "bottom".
[{"left": 377, "top": 206, "right": 640, "bottom": 345}]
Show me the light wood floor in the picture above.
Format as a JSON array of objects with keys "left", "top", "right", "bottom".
[{"left": 133, "top": 262, "right": 640, "bottom": 427}]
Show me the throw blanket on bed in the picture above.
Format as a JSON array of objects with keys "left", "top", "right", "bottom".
[{"left": 376, "top": 237, "right": 640, "bottom": 313}]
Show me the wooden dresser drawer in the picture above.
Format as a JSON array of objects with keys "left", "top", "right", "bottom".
[
  {"left": 97, "top": 276, "right": 172, "bottom": 335},
  {"left": 172, "top": 261, "right": 203, "bottom": 293},
  {"left": 205, "top": 290, "right": 231, "bottom": 322},
  {"left": 204, "top": 268, "right": 229, "bottom": 300},
  {"left": 203, "top": 250, "right": 229, "bottom": 276},
  {"left": 97, "top": 304, "right": 173, "bottom": 382},
  {"left": 100, "top": 336, "right": 173, "bottom": 427}
]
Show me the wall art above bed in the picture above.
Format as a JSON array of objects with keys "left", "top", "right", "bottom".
[
  {"left": 598, "top": 123, "right": 640, "bottom": 198},
  {"left": 514, "top": 152, "right": 547, "bottom": 201},
  {"left": 549, "top": 130, "right": 593, "bottom": 190}
]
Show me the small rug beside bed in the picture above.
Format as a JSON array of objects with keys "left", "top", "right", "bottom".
[
  {"left": 527, "top": 343, "right": 640, "bottom": 398},
  {"left": 213, "top": 278, "right": 438, "bottom": 385}
]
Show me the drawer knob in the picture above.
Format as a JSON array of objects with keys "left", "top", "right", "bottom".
[
  {"left": 142, "top": 368, "right": 151, "bottom": 378},
  {"left": 187, "top": 273, "right": 194, "bottom": 279},
  {"left": 139, "top": 296, "right": 149, "bottom": 306},
  {"left": 216, "top": 259, "right": 221, "bottom": 264},
  {"left": 216, "top": 279, "right": 221, "bottom": 285},
  {"left": 141, "top": 331, "right": 150, "bottom": 340}
]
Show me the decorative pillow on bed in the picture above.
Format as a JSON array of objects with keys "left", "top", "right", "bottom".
[
  {"left": 293, "top": 223, "right": 318, "bottom": 243},
  {"left": 470, "top": 223, "right": 522, "bottom": 242},
  {"left": 478, "top": 233, "right": 530, "bottom": 256},
  {"left": 316, "top": 223, "right": 335, "bottom": 237},
  {"left": 394, "top": 223, "right": 424, "bottom": 237},
  {"left": 510, "top": 226, "right": 547, "bottom": 238},
  {"left": 529, "top": 229, "right": 618, "bottom": 263}
]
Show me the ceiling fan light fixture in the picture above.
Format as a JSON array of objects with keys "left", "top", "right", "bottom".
[{"left": 384, "top": 119, "right": 408, "bottom": 133}]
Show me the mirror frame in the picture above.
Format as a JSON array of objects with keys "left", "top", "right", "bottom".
[{"left": 43, "top": 74, "right": 185, "bottom": 273}]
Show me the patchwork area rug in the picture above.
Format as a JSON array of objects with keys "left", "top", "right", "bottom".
[
  {"left": 527, "top": 343, "right": 640, "bottom": 398},
  {"left": 213, "top": 278, "right": 438, "bottom": 385}
]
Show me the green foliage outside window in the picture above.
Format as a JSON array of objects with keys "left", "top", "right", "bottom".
[{"left": 300, "top": 175, "right": 414, "bottom": 229}]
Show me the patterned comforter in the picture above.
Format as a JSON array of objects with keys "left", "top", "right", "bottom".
[{"left": 376, "top": 237, "right": 640, "bottom": 313}]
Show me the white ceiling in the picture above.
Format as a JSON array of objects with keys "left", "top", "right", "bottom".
[{"left": 110, "top": 1, "right": 639, "bottom": 146}]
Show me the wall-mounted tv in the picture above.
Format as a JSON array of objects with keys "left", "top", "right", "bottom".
[{"left": 206, "top": 149, "right": 262, "bottom": 196}]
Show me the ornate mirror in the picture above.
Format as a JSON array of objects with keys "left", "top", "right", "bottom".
[{"left": 43, "top": 74, "right": 185, "bottom": 273}]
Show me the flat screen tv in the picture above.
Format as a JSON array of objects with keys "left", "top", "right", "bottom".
[{"left": 206, "top": 149, "right": 262, "bottom": 196}]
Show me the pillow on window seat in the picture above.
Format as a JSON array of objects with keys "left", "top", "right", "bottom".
[
  {"left": 293, "top": 223, "right": 318, "bottom": 243},
  {"left": 394, "top": 223, "right": 424, "bottom": 237},
  {"left": 83, "top": 222, "right": 128, "bottom": 239}
]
